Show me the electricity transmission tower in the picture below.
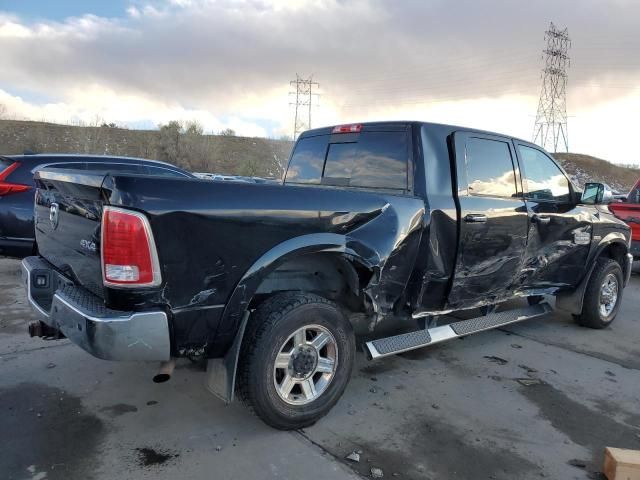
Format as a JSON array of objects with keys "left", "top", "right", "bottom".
[
  {"left": 289, "top": 75, "right": 319, "bottom": 139},
  {"left": 532, "top": 22, "right": 571, "bottom": 153}
]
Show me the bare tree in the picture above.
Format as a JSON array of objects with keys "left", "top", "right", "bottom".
[
  {"left": 184, "top": 120, "right": 204, "bottom": 136},
  {"left": 240, "top": 157, "right": 260, "bottom": 177},
  {"left": 158, "top": 120, "right": 183, "bottom": 164},
  {"left": 219, "top": 128, "right": 236, "bottom": 136},
  {"left": 0, "top": 103, "right": 6, "bottom": 119},
  {"left": 182, "top": 120, "right": 206, "bottom": 169},
  {"left": 268, "top": 153, "right": 285, "bottom": 179}
]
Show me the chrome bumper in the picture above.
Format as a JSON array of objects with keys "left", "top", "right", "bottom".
[
  {"left": 21, "top": 256, "right": 171, "bottom": 361},
  {"left": 624, "top": 252, "right": 633, "bottom": 287}
]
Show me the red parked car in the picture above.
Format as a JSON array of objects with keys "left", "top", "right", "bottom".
[{"left": 609, "top": 179, "right": 640, "bottom": 259}]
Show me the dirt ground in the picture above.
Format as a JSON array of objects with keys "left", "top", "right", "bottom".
[{"left": 1, "top": 257, "right": 639, "bottom": 480}]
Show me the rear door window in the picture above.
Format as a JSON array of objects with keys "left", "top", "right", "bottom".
[
  {"left": 146, "top": 165, "right": 191, "bottom": 177},
  {"left": 464, "top": 137, "right": 518, "bottom": 197},
  {"left": 323, "top": 131, "right": 408, "bottom": 190},
  {"left": 84, "top": 163, "right": 148, "bottom": 175}
]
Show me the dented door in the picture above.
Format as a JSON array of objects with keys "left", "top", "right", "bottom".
[
  {"left": 447, "top": 132, "right": 528, "bottom": 308},
  {"left": 515, "top": 143, "right": 591, "bottom": 288}
]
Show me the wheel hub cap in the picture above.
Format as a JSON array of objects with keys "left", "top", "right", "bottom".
[
  {"left": 599, "top": 273, "right": 619, "bottom": 317},
  {"left": 272, "top": 324, "right": 338, "bottom": 405},
  {"left": 291, "top": 346, "right": 318, "bottom": 378}
]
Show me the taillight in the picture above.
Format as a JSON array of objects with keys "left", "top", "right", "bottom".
[
  {"left": 332, "top": 124, "right": 362, "bottom": 134},
  {"left": 0, "top": 161, "right": 30, "bottom": 196},
  {"left": 101, "top": 206, "right": 161, "bottom": 287}
]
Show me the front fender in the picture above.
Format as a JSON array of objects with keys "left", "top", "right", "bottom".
[{"left": 556, "top": 234, "right": 630, "bottom": 314}]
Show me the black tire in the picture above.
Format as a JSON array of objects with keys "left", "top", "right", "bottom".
[
  {"left": 574, "top": 258, "right": 624, "bottom": 329},
  {"left": 237, "top": 292, "right": 355, "bottom": 430}
]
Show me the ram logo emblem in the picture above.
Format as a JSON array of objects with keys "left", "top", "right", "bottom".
[{"left": 49, "top": 203, "right": 59, "bottom": 230}]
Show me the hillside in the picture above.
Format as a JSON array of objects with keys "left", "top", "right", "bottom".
[
  {"left": 1, "top": 120, "right": 638, "bottom": 191},
  {"left": 0, "top": 119, "right": 293, "bottom": 177},
  {"left": 553, "top": 153, "right": 639, "bottom": 193}
]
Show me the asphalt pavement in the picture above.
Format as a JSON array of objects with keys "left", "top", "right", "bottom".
[{"left": 1, "top": 257, "right": 639, "bottom": 480}]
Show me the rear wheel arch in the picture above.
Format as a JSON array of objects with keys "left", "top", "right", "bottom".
[
  {"left": 215, "top": 233, "right": 379, "bottom": 340},
  {"left": 252, "top": 252, "right": 374, "bottom": 314}
]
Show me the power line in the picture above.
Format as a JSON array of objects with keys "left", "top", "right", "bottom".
[
  {"left": 533, "top": 22, "right": 571, "bottom": 153},
  {"left": 289, "top": 74, "right": 319, "bottom": 139}
]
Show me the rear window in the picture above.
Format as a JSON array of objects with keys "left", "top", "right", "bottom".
[
  {"left": 285, "top": 135, "right": 327, "bottom": 184},
  {"left": 1, "top": 159, "right": 35, "bottom": 185},
  {"left": 324, "top": 132, "right": 408, "bottom": 190},
  {"left": 0, "top": 158, "right": 13, "bottom": 172},
  {"left": 285, "top": 130, "right": 408, "bottom": 191}
]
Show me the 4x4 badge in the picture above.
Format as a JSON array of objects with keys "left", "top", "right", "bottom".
[{"left": 49, "top": 203, "right": 59, "bottom": 230}]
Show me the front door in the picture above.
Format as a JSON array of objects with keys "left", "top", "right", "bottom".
[
  {"left": 447, "top": 132, "right": 529, "bottom": 308},
  {"left": 515, "top": 143, "right": 592, "bottom": 289}
]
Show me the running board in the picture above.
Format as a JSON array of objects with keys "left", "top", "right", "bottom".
[{"left": 365, "top": 303, "right": 552, "bottom": 360}]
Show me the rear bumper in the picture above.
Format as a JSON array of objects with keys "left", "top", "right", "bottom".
[
  {"left": 0, "top": 237, "right": 34, "bottom": 258},
  {"left": 21, "top": 256, "right": 171, "bottom": 361}
]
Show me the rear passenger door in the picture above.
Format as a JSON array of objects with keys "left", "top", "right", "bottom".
[{"left": 448, "top": 132, "right": 528, "bottom": 308}]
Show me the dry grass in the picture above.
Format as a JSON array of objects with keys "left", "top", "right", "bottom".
[{"left": 553, "top": 153, "right": 640, "bottom": 193}]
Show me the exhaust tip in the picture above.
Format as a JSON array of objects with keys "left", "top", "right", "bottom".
[
  {"left": 153, "top": 359, "right": 176, "bottom": 383},
  {"left": 153, "top": 373, "right": 171, "bottom": 383},
  {"left": 28, "top": 321, "right": 43, "bottom": 338}
]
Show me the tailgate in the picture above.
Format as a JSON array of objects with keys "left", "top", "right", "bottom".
[
  {"left": 608, "top": 203, "right": 640, "bottom": 241},
  {"left": 34, "top": 169, "right": 106, "bottom": 298}
]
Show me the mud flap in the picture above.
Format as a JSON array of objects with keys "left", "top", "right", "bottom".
[
  {"left": 205, "top": 312, "right": 249, "bottom": 404},
  {"left": 556, "top": 260, "right": 598, "bottom": 315}
]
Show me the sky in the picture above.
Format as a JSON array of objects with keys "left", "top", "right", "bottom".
[{"left": 0, "top": 0, "right": 639, "bottom": 163}]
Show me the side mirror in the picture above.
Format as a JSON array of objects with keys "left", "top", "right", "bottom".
[{"left": 581, "top": 182, "right": 614, "bottom": 205}]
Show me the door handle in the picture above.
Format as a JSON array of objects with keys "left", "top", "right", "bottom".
[
  {"left": 464, "top": 214, "right": 488, "bottom": 223},
  {"left": 533, "top": 214, "right": 551, "bottom": 224}
]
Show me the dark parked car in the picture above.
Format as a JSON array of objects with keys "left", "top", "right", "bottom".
[
  {"left": 0, "top": 154, "right": 193, "bottom": 258},
  {"left": 23, "top": 122, "right": 632, "bottom": 429}
]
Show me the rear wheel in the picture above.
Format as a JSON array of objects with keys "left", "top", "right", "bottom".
[
  {"left": 574, "top": 258, "right": 623, "bottom": 329},
  {"left": 237, "top": 292, "right": 355, "bottom": 430}
]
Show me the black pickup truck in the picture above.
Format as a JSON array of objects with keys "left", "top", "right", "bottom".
[{"left": 22, "top": 121, "right": 632, "bottom": 429}]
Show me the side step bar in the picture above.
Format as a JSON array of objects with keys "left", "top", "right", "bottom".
[{"left": 365, "top": 303, "right": 552, "bottom": 360}]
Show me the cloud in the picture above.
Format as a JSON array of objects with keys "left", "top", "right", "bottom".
[{"left": 1, "top": 0, "right": 640, "bottom": 160}]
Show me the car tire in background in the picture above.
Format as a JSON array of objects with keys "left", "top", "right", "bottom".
[{"left": 237, "top": 292, "right": 355, "bottom": 430}]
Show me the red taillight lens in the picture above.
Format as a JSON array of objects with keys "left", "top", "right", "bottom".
[
  {"left": 101, "top": 207, "right": 161, "bottom": 287},
  {"left": 0, "top": 161, "right": 30, "bottom": 196},
  {"left": 331, "top": 124, "right": 362, "bottom": 134}
]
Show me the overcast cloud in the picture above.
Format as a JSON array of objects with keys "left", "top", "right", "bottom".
[{"left": 1, "top": 0, "right": 639, "bottom": 162}]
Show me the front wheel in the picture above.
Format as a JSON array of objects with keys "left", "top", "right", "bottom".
[
  {"left": 575, "top": 258, "right": 624, "bottom": 329},
  {"left": 237, "top": 292, "right": 355, "bottom": 430}
]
